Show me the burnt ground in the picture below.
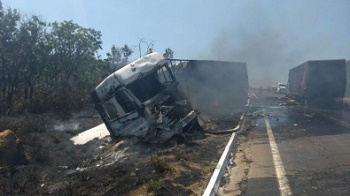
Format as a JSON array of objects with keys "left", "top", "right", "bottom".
[{"left": 0, "top": 107, "right": 241, "bottom": 196}]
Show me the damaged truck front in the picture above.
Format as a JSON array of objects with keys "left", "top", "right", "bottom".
[{"left": 91, "top": 52, "right": 198, "bottom": 143}]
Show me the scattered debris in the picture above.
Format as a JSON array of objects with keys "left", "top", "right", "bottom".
[
  {"left": 252, "top": 111, "right": 264, "bottom": 118},
  {"left": 197, "top": 113, "right": 240, "bottom": 134},
  {"left": 304, "top": 114, "right": 314, "bottom": 118},
  {"left": 279, "top": 98, "right": 297, "bottom": 106}
]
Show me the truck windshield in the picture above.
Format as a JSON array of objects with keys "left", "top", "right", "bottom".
[
  {"left": 127, "top": 66, "right": 174, "bottom": 103},
  {"left": 102, "top": 90, "right": 136, "bottom": 120}
]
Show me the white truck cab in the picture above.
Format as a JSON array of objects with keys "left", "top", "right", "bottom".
[{"left": 91, "top": 52, "right": 198, "bottom": 143}]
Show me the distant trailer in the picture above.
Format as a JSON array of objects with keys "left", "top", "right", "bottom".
[
  {"left": 169, "top": 59, "right": 249, "bottom": 116},
  {"left": 346, "top": 61, "right": 350, "bottom": 97},
  {"left": 288, "top": 59, "right": 346, "bottom": 109}
]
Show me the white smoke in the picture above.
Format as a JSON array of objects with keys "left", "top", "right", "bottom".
[{"left": 54, "top": 121, "right": 80, "bottom": 131}]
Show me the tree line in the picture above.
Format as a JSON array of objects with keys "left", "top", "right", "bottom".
[{"left": 0, "top": 1, "right": 174, "bottom": 116}]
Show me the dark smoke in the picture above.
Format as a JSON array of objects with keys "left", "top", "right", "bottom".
[
  {"left": 209, "top": 28, "right": 304, "bottom": 87},
  {"left": 175, "top": 60, "right": 249, "bottom": 116},
  {"left": 199, "top": 1, "right": 350, "bottom": 87}
]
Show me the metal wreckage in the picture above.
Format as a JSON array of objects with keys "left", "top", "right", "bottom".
[
  {"left": 91, "top": 52, "right": 199, "bottom": 143},
  {"left": 92, "top": 52, "right": 249, "bottom": 143}
]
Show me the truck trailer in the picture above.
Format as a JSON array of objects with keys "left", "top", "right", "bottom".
[
  {"left": 288, "top": 59, "right": 346, "bottom": 108},
  {"left": 169, "top": 60, "right": 249, "bottom": 116}
]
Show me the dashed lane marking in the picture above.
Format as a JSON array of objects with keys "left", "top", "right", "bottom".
[{"left": 264, "top": 116, "right": 293, "bottom": 196}]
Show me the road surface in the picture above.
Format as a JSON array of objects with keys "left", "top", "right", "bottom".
[{"left": 220, "top": 90, "right": 350, "bottom": 196}]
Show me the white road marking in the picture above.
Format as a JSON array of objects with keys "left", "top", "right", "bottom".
[
  {"left": 264, "top": 116, "right": 293, "bottom": 196},
  {"left": 249, "top": 91, "right": 259, "bottom": 100}
]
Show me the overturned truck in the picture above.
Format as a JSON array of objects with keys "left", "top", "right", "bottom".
[
  {"left": 92, "top": 53, "right": 250, "bottom": 142},
  {"left": 288, "top": 59, "right": 346, "bottom": 109},
  {"left": 91, "top": 53, "right": 198, "bottom": 143}
]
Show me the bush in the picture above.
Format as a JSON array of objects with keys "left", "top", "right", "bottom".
[
  {"left": 145, "top": 179, "right": 165, "bottom": 193},
  {"left": 151, "top": 157, "right": 172, "bottom": 174}
]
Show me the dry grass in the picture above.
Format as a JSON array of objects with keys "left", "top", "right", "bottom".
[
  {"left": 145, "top": 179, "right": 165, "bottom": 193},
  {"left": 151, "top": 157, "right": 173, "bottom": 174}
]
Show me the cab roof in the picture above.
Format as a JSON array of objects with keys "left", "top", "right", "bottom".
[{"left": 95, "top": 52, "right": 167, "bottom": 100}]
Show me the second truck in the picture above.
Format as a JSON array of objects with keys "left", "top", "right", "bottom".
[{"left": 288, "top": 59, "right": 347, "bottom": 109}]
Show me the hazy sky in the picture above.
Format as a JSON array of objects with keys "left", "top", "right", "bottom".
[{"left": 2, "top": 0, "right": 350, "bottom": 86}]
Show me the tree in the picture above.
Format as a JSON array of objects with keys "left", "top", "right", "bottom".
[
  {"left": 46, "top": 20, "right": 102, "bottom": 84},
  {"left": 0, "top": 5, "right": 21, "bottom": 114},
  {"left": 163, "top": 48, "right": 174, "bottom": 59},
  {"left": 121, "top": 44, "right": 133, "bottom": 62},
  {"left": 17, "top": 15, "right": 48, "bottom": 101},
  {"left": 147, "top": 46, "right": 153, "bottom": 54},
  {"left": 106, "top": 45, "right": 122, "bottom": 71},
  {"left": 41, "top": 20, "right": 103, "bottom": 112},
  {"left": 138, "top": 38, "right": 154, "bottom": 57},
  {"left": 0, "top": 1, "right": 111, "bottom": 115}
]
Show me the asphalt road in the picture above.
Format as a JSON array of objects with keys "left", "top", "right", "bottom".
[{"left": 220, "top": 91, "right": 350, "bottom": 196}]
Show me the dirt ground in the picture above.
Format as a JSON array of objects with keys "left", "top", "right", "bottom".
[{"left": 0, "top": 107, "right": 241, "bottom": 196}]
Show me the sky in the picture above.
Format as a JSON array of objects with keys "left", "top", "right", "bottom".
[{"left": 2, "top": 0, "right": 350, "bottom": 86}]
